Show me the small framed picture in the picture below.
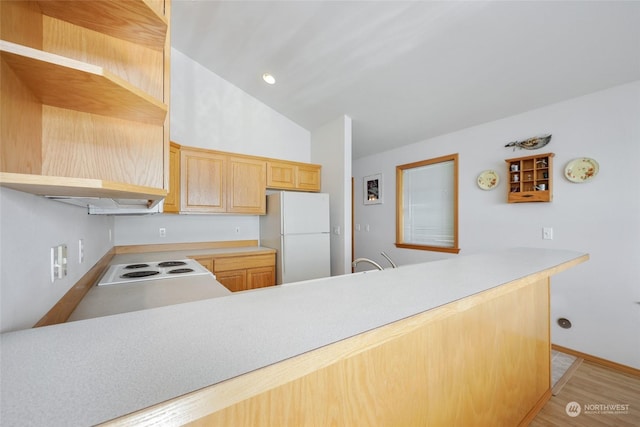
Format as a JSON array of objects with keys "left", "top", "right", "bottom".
[{"left": 363, "top": 173, "right": 383, "bottom": 205}]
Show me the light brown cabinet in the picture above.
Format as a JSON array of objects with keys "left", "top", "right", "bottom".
[
  {"left": 267, "top": 160, "right": 322, "bottom": 192},
  {"left": 192, "top": 252, "right": 276, "bottom": 292},
  {"left": 227, "top": 156, "right": 266, "bottom": 214},
  {"left": 163, "top": 142, "right": 181, "bottom": 213},
  {"left": 506, "top": 153, "right": 554, "bottom": 203},
  {"left": 179, "top": 148, "right": 266, "bottom": 214},
  {"left": 180, "top": 148, "right": 227, "bottom": 213},
  {"left": 0, "top": 0, "right": 170, "bottom": 204}
]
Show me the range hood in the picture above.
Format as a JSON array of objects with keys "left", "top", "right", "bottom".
[
  {"left": 46, "top": 196, "right": 164, "bottom": 215},
  {"left": 0, "top": 172, "right": 167, "bottom": 215}
]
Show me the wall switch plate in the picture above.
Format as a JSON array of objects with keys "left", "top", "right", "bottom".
[
  {"left": 51, "top": 244, "right": 68, "bottom": 282},
  {"left": 78, "top": 239, "right": 84, "bottom": 264},
  {"left": 542, "top": 227, "right": 553, "bottom": 240},
  {"left": 159, "top": 227, "right": 166, "bottom": 237}
]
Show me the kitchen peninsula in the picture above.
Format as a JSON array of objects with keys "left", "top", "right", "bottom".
[{"left": 0, "top": 248, "right": 588, "bottom": 426}]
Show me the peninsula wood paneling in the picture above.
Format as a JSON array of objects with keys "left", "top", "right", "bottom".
[{"left": 104, "top": 275, "right": 553, "bottom": 426}]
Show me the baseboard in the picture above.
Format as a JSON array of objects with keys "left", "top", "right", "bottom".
[
  {"left": 518, "top": 388, "right": 552, "bottom": 427},
  {"left": 552, "top": 344, "right": 640, "bottom": 377}
]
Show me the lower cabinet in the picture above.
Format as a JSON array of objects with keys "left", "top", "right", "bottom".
[{"left": 192, "top": 252, "right": 276, "bottom": 292}]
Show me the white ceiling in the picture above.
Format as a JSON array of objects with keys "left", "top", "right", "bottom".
[{"left": 171, "top": 1, "right": 640, "bottom": 159}]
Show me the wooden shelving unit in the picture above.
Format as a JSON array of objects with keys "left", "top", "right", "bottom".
[
  {"left": 1, "top": 41, "right": 167, "bottom": 125},
  {"left": 36, "top": 0, "right": 168, "bottom": 51},
  {"left": 505, "top": 153, "right": 554, "bottom": 203},
  {"left": 0, "top": 0, "right": 170, "bottom": 206}
]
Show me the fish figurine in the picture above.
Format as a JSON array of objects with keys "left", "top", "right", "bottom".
[{"left": 505, "top": 134, "right": 552, "bottom": 150}]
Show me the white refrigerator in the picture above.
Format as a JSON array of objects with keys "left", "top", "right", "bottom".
[{"left": 260, "top": 191, "right": 331, "bottom": 284}]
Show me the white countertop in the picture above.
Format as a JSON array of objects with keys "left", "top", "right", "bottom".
[
  {"left": 68, "top": 274, "right": 232, "bottom": 321},
  {"left": 0, "top": 248, "right": 587, "bottom": 427}
]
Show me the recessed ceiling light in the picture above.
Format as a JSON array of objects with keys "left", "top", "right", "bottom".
[{"left": 262, "top": 73, "right": 276, "bottom": 85}]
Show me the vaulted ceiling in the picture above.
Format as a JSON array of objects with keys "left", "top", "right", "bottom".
[{"left": 172, "top": 1, "right": 640, "bottom": 159}]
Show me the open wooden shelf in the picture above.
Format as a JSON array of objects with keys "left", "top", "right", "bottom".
[
  {"left": 0, "top": 172, "right": 167, "bottom": 206},
  {"left": 36, "top": 0, "right": 168, "bottom": 51},
  {"left": 505, "top": 153, "right": 554, "bottom": 203},
  {"left": 1, "top": 40, "right": 167, "bottom": 125}
]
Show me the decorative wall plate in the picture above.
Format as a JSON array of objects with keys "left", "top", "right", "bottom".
[
  {"left": 564, "top": 158, "right": 599, "bottom": 183},
  {"left": 477, "top": 170, "right": 499, "bottom": 190}
]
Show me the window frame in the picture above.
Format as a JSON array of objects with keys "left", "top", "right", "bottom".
[{"left": 395, "top": 153, "right": 460, "bottom": 254}]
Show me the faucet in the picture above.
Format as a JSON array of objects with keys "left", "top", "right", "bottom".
[
  {"left": 352, "top": 252, "right": 397, "bottom": 271},
  {"left": 352, "top": 258, "right": 384, "bottom": 271},
  {"left": 380, "top": 251, "right": 397, "bottom": 268}
]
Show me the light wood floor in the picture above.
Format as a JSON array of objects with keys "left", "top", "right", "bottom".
[{"left": 530, "top": 361, "right": 640, "bottom": 426}]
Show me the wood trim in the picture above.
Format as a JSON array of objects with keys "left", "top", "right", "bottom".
[
  {"left": 551, "top": 344, "right": 640, "bottom": 377},
  {"left": 518, "top": 389, "right": 552, "bottom": 427},
  {"left": 395, "top": 153, "right": 460, "bottom": 253},
  {"left": 395, "top": 242, "right": 461, "bottom": 254},
  {"left": 33, "top": 248, "right": 115, "bottom": 328},
  {"left": 114, "top": 240, "right": 260, "bottom": 254}
]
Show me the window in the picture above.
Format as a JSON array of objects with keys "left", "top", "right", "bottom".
[{"left": 395, "top": 153, "right": 460, "bottom": 254}]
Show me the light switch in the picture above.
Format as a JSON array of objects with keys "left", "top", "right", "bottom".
[
  {"left": 51, "top": 244, "right": 68, "bottom": 282},
  {"left": 542, "top": 227, "right": 553, "bottom": 240}
]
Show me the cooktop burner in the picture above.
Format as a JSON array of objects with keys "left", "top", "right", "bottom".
[
  {"left": 98, "top": 259, "right": 213, "bottom": 286},
  {"left": 168, "top": 268, "right": 194, "bottom": 274},
  {"left": 121, "top": 270, "right": 160, "bottom": 279},
  {"left": 158, "top": 261, "right": 187, "bottom": 268},
  {"left": 124, "top": 263, "right": 151, "bottom": 270}
]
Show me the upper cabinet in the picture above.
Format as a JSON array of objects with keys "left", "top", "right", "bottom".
[
  {"left": 227, "top": 156, "right": 266, "bottom": 214},
  {"left": 173, "top": 145, "right": 321, "bottom": 215},
  {"left": 266, "top": 160, "right": 322, "bottom": 192},
  {"left": 163, "top": 141, "right": 181, "bottom": 213},
  {"left": 0, "top": 0, "right": 170, "bottom": 205},
  {"left": 180, "top": 148, "right": 227, "bottom": 213},
  {"left": 180, "top": 147, "right": 266, "bottom": 214}
]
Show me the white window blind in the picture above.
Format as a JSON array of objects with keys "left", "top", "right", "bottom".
[{"left": 402, "top": 160, "right": 455, "bottom": 248}]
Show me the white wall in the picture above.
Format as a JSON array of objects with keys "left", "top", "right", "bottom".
[
  {"left": 170, "top": 48, "right": 310, "bottom": 161},
  {"left": 113, "top": 214, "right": 258, "bottom": 246},
  {"left": 311, "top": 116, "right": 353, "bottom": 276},
  {"left": 353, "top": 81, "right": 640, "bottom": 369},
  {"left": 0, "top": 189, "right": 114, "bottom": 332}
]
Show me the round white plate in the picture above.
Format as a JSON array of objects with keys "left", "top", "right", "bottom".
[
  {"left": 564, "top": 158, "right": 599, "bottom": 183},
  {"left": 477, "top": 170, "right": 499, "bottom": 190}
]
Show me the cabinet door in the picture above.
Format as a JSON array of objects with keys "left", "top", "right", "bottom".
[
  {"left": 296, "top": 164, "right": 321, "bottom": 191},
  {"left": 266, "top": 161, "right": 296, "bottom": 189},
  {"left": 227, "top": 156, "right": 266, "bottom": 214},
  {"left": 216, "top": 270, "right": 247, "bottom": 292},
  {"left": 247, "top": 266, "right": 276, "bottom": 289},
  {"left": 180, "top": 149, "right": 226, "bottom": 212},
  {"left": 163, "top": 142, "right": 180, "bottom": 213}
]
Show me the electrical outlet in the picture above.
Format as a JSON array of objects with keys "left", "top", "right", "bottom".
[
  {"left": 543, "top": 227, "right": 553, "bottom": 240},
  {"left": 78, "top": 239, "right": 84, "bottom": 264},
  {"left": 159, "top": 227, "right": 166, "bottom": 237}
]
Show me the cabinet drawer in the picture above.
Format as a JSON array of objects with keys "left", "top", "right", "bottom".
[{"left": 213, "top": 253, "right": 275, "bottom": 272}]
